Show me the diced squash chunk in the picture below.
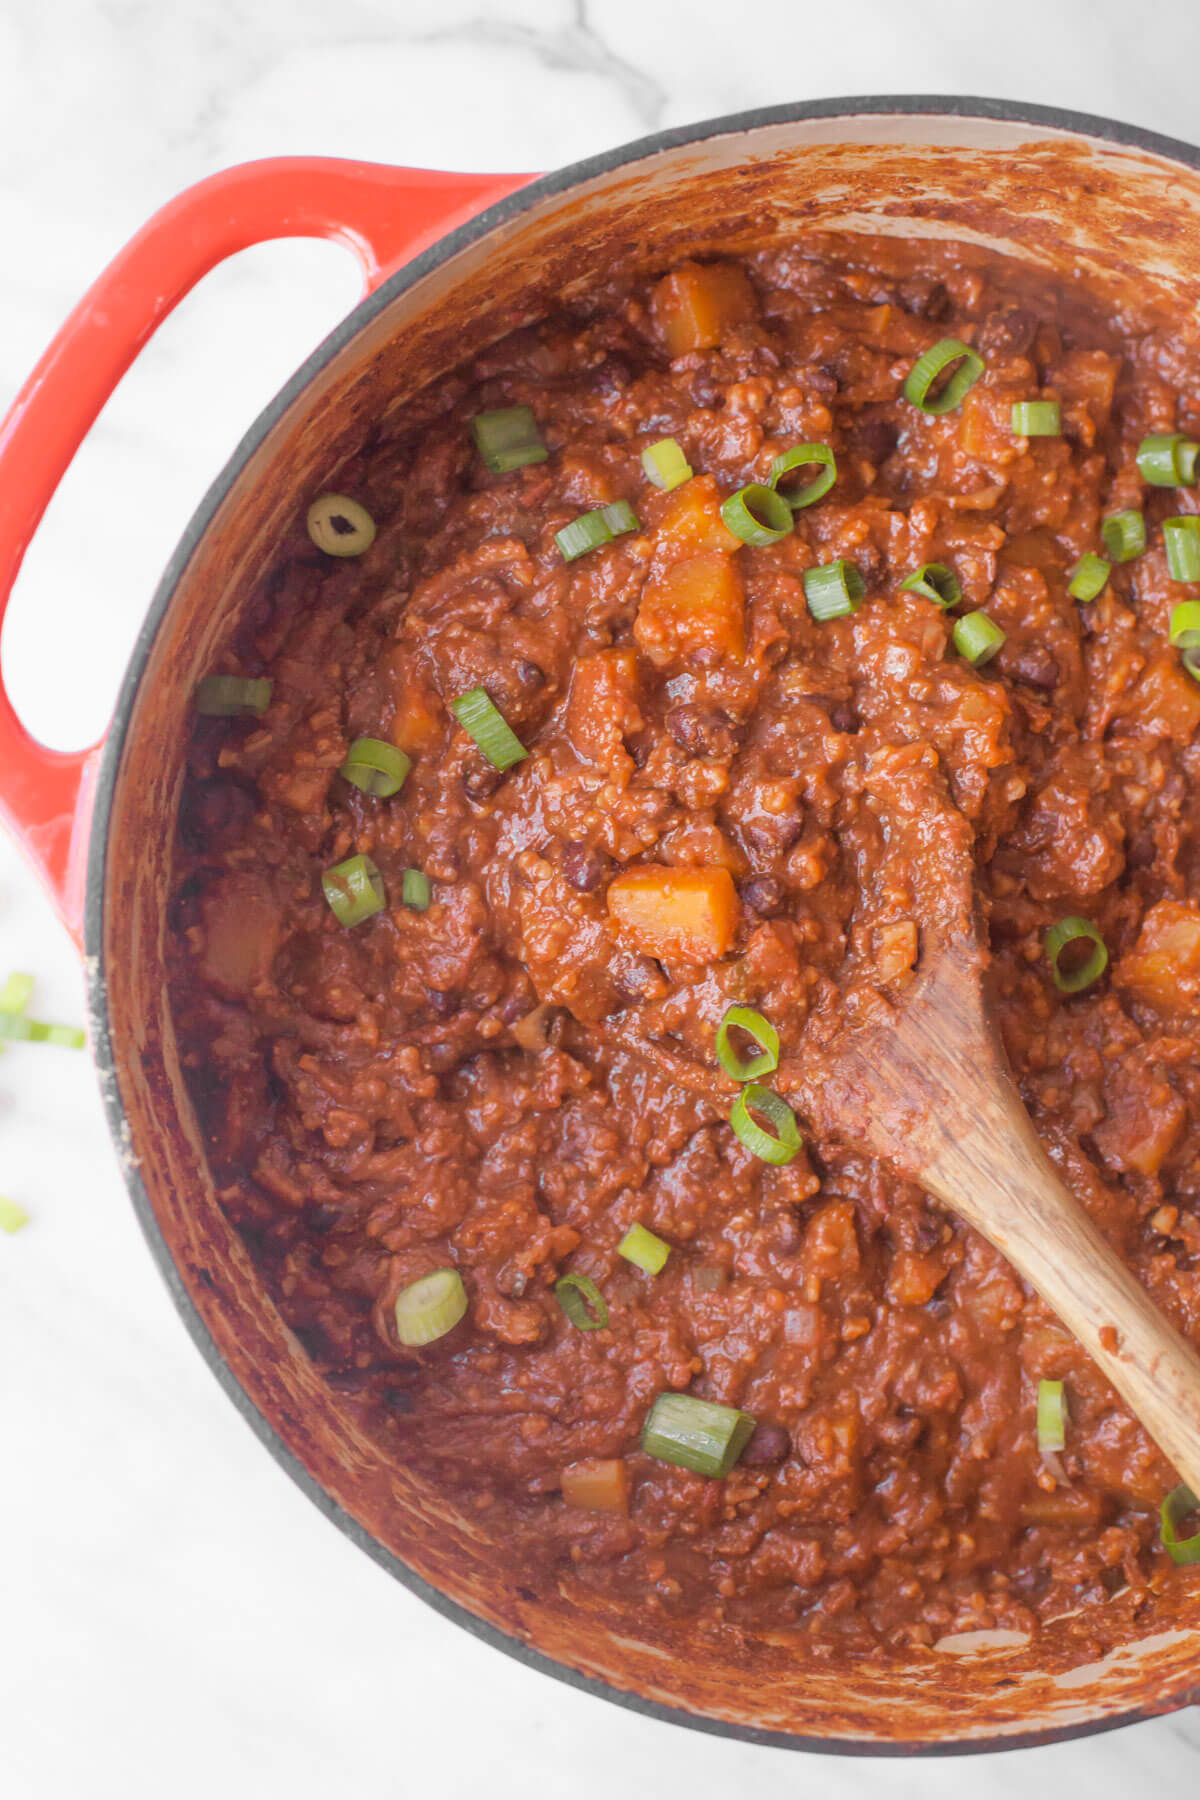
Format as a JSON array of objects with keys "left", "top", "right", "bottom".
[
  {"left": 1114, "top": 899, "right": 1200, "bottom": 1014},
  {"left": 561, "top": 1458, "right": 630, "bottom": 1515},
  {"left": 653, "top": 474, "right": 741, "bottom": 559},
  {"left": 1114, "top": 652, "right": 1200, "bottom": 742},
  {"left": 1093, "top": 1079, "right": 1186, "bottom": 1176},
  {"left": 651, "top": 260, "right": 758, "bottom": 356},
  {"left": 385, "top": 647, "right": 442, "bottom": 752},
  {"left": 886, "top": 1249, "right": 948, "bottom": 1307},
  {"left": 635, "top": 551, "right": 745, "bottom": 667},
  {"left": 566, "top": 648, "right": 642, "bottom": 768},
  {"left": 200, "top": 883, "right": 280, "bottom": 995},
  {"left": 1054, "top": 349, "right": 1119, "bottom": 430},
  {"left": 607, "top": 865, "right": 740, "bottom": 965},
  {"left": 803, "top": 1199, "right": 860, "bottom": 1278}
]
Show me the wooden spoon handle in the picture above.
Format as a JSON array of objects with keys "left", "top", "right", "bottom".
[{"left": 928, "top": 1087, "right": 1200, "bottom": 1497}]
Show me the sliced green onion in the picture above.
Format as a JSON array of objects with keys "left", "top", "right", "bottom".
[
  {"left": 1036, "top": 1379, "right": 1068, "bottom": 1452},
  {"left": 900, "top": 562, "right": 961, "bottom": 609},
  {"left": 555, "top": 501, "right": 639, "bottom": 561},
  {"left": 803, "top": 560, "right": 865, "bottom": 621},
  {"left": 339, "top": 737, "right": 411, "bottom": 798},
  {"left": 394, "top": 1268, "right": 468, "bottom": 1347},
  {"left": 0, "top": 1198, "right": 29, "bottom": 1235},
  {"left": 0, "top": 973, "right": 35, "bottom": 1015},
  {"left": 1136, "top": 432, "right": 1199, "bottom": 487},
  {"left": 1184, "top": 647, "right": 1200, "bottom": 683},
  {"left": 0, "top": 1013, "right": 85, "bottom": 1048},
  {"left": 1067, "top": 553, "right": 1110, "bottom": 602},
  {"left": 618, "top": 1223, "right": 671, "bottom": 1275},
  {"left": 555, "top": 1272, "right": 609, "bottom": 1331},
  {"left": 1045, "top": 916, "right": 1108, "bottom": 994},
  {"left": 194, "top": 675, "right": 273, "bottom": 718},
  {"left": 1169, "top": 600, "right": 1200, "bottom": 648},
  {"left": 401, "top": 869, "right": 432, "bottom": 911},
  {"left": 1161, "top": 1483, "right": 1200, "bottom": 1565},
  {"left": 768, "top": 443, "right": 837, "bottom": 510},
  {"left": 450, "top": 687, "right": 527, "bottom": 770},
  {"left": 642, "top": 438, "right": 692, "bottom": 491},
  {"left": 715, "top": 1004, "right": 780, "bottom": 1081},
  {"left": 952, "top": 610, "right": 1006, "bottom": 666},
  {"left": 322, "top": 853, "right": 386, "bottom": 927},
  {"left": 1011, "top": 400, "right": 1061, "bottom": 437},
  {"left": 306, "top": 494, "right": 376, "bottom": 557},
  {"left": 1164, "top": 517, "right": 1200, "bottom": 583},
  {"left": 1102, "top": 509, "right": 1146, "bottom": 563},
  {"left": 641, "top": 1392, "right": 756, "bottom": 1478},
  {"left": 720, "top": 482, "right": 793, "bottom": 546},
  {"left": 729, "top": 1084, "right": 802, "bottom": 1166},
  {"left": 903, "top": 338, "right": 985, "bottom": 415},
  {"left": 471, "top": 405, "right": 547, "bottom": 474}
]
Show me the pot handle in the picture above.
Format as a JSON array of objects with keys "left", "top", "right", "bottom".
[{"left": 0, "top": 156, "right": 531, "bottom": 944}]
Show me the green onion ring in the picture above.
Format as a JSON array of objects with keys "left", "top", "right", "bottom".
[
  {"left": 1101, "top": 509, "right": 1146, "bottom": 564},
  {"left": 715, "top": 1004, "right": 780, "bottom": 1081},
  {"left": 1164, "top": 518, "right": 1200, "bottom": 583},
  {"left": 339, "top": 737, "right": 411, "bottom": 798},
  {"left": 720, "top": 482, "right": 793, "bottom": 546},
  {"left": 401, "top": 869, "right": 432, "bottom": 911},
  {"left": 618, "top": 1223, "right": 671, "bottom": 1275},
  {"left": 0, "top": 1198, "right": 29, "bottom": 1234},
  {"left": 641, "top": 438, "right": 692, "bottom": 491},
  {"left": 1011, "top": 400, "right": 1061, "bottom": 437},
  {"left": 394, "top": 1268, "right": 469, "bottom": 1347},
  {"left": 640, "top": 1392, "right": 757, "bottom": 1478},
  {"left": 1044, "top": 916, "right": 1108, "bottom": 994},
  {"left": 900, "top": 562, "right": 962, "bottom": 609},
  {"left": 450, "top": 687, "right": 528, "bottom": 771},
  {"left": 194, "top": 675, "right": 273, "bottom": 718},
  {"left": 1137, "top": 432, "right": 1200, "bottom": 487},
  {"left": 803, "top": 560, "right": 865, "bottom": 621},
  {"left": 1036, "top": 1379, "right": 1068, "bottom": 1452},
  {"left": 903, "top": 338, "right": 985, "bottom": 415},
  {"left": 306, "top": 494, "right": 376, "bottom": 557},
  {"left": 471, "top": 406, "right": 548, "bottom": 474},
  {"left": 1067, "top": 553, "right": 1110, "bottom": 603},
  {"left": 322, "top": 853, "right": 387, "bottom": 927},
  {"left": 555, "top": 1273, "right": 609, "bottom": 1331},
  {"left": 1161, "top": 1483, "right": 1200, "bottom": 1565},
  {"left": 1169, "top": 600, "right": 1200, "bottom": 649},
  {"left": 768, "top": 443, "right": 837, "bottom": 510},
  {"left": 952, "top": 610, "right": 1006, "bottom": 666},
  {"left": 729, "top": 1084, "right": 802, "bottom": 1165}
]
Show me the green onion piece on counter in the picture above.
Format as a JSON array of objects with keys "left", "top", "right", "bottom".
[
  {"left": 194, "top": 675, "right": 273, "bottom": 718},
  {"left": 720, "top": 482, "right": 793, "bottom": 546},
  {"left": 1044, "top": 916, "right": 1108, "bottom": 994},
  {"left": 394, "top": 1268, "right": 469, "bottom": 1347},
  {"left": 1102, "top": 509, "right": 1146, "bottom": 563},
  {"left": 1164, "top": 517, "right": 1200, "bottom": 583},
  {"left": 450, "top": 687, "right": 528, "bottom": 770},
  {"left": 555, "top": 501, "right": 638, "bottom": 561},
  {"left": 471, "top": 405, "right": 548, "bottom": 474},
  {"left": 803, "top": 560, "right": 865, "bottom": 621},
  {"left": 1036, "top": 1379, "right": 1068, "bottom": 1452},
  {"left": 0, "top": 1014, "right": 85, "bottom": 1048},
  {"left": 1067, "top": 553, "right": 1111, "bottom": 602},
  {"left": 729, "top": 1084, "right": 802, "bottom": 1166},
  {"left": 401, "top": 869, "right": 432, "bottom": 912},
  {"left": 0, "top": 1198, "right": 29, "bottom": 1235},
  {"left": 1161, "top": 1483, "right": 1200, "bottom": 1566},
  {"left": 715, "top": 1004, "right": 780, "bottom": 1081},
  {"left": 903, "top": 338, "right": 985, "bottom": 415},
  {"left": 1011, "top": 400, "right": 1061, "bottom": 437},
  {"left": 768, "top": 443, "right": 837, "bottom": 510},
  {"left": 1170, "top": 600, "right": 1200, "bottom": 648},
  {"left": 306, "top": 493, "right": 376, "bottom": 557},
  {"left": 555, "top": 1272, "right": 609, "bottom": 1331},
  {"left": 641, "top": 438, "right": 692, "bottom": 491},
  {"left": 0, "top": 973, "right": 35, "bottom": 1015},
  {"left": 900, "top": 562, "right": 961, "bottom": 609},
  {"left": 339, "top": 737, "right": 411, "bottom": 798},
  {"left": 1136, "top": 432, "right": 1200, "bottom": 487},
  {"left": 618, "top": 1223, "right": 671, "bottom": 1276},
  {"left": 641, "top": 1392, "right": 757, "bottom": 1478},
  {"left": 322, "top": 853, "right": 387, "bottom": 928},
  {"left": 952, "top": 610, "right": 1006, "bottom": 666}
]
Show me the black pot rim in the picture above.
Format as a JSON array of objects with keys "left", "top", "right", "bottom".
[{"left": 85, "top": 94, "right": 1200, "bottom": 1758}]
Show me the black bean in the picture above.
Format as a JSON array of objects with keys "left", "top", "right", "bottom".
[
  {"left": 516, "top": 659, "right": 545, "bottom": 689},
  {"left": 853, "top": 418, "right": 897, "bottom": 466},
  {"left": 562, "top": 841, "right": 613, "bottom": 893},
  {"left": 898, "top": 277, "right": 951, "bottom": 321},
  {"left": 742, "top": 875, "right": 786, "bottom": 917},
  {"left": 463, "top": 764, "right": 504, "bottom": 804},
  {"left": 1004, "top": 643, "right": 1060, "bottom": 690},
  {"left": 977, "top": 307, "right": 1038, "bottom": 357},
  {"left": 741, "top": 1423, "right": 791, "bottom": 1466},
  {"left": 425, "top": 987, "right": 458, "bottom": 1019},
  {"left": 305, "top": 1202, "right": 341, "bottom": 1234},
  {"left": 830, "top": 701, "right": 858, "bottom": 734},
  {"left": 593, "top": 356, "right": 632, "bottom": 393},
  {"left": 382, "top": 1386, "right": 415, "bottom": 1414}
]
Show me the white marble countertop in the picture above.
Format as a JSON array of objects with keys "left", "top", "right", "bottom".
[{"left": 4, "top": 2, "right": 1200, "bottom": 1794}]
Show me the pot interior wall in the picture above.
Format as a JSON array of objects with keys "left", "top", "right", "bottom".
[{"left": 98, "top": 110, "right": 1200, "bottom": 1748}]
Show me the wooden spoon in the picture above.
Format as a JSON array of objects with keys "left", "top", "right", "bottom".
[{"left": 784, "top": 917, "right": 1200, "bottom": 1498}]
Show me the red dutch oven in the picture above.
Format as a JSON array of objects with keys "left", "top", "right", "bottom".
[{"left": 3, "top": 97, "right": 1200, "bottom": 1755}]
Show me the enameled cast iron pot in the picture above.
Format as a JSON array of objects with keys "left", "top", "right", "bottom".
[{"left": 4, "top": 96, "right": 1200, "bottom": 1755}]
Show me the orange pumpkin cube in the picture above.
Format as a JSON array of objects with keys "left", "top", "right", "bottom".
[
  {"left": 1114, "top": 653, "right": 1200, "bottom": 743},
  {"left": 566, "top": 648, "right": 643, "bottom": 767},
  {"left": 635, "top": 551, "right": 745, "bottom": 667},
  {"left": 561, "top": 1459, "right": 630, "bottom": 1515},
  {"left": 651, "top": 260, "right": 758, "bottom": 356},
  {"left": 653, "top": 473, "right": 741, "bottom": 559},
  {"left": 1114, "top": 899, "right": 1200, "bottom": 1014},
  {"left": 607, "top": 864, "right": 740, "bottom": 965}
]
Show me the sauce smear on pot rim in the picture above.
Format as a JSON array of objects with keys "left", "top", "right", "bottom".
[{"left": 169, "top": 234, "right": 1200, "bottom": 1655}]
